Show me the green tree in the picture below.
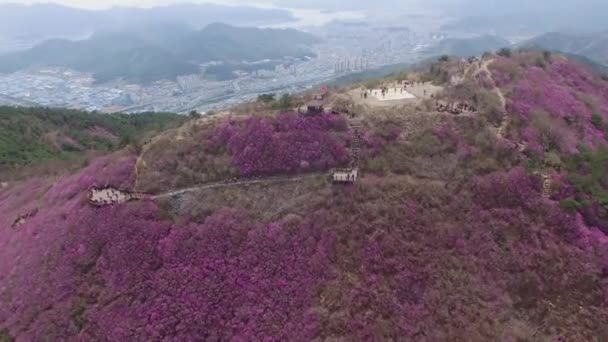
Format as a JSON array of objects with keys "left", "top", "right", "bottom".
[
  {"left": 497, "top": 48, "right": 512, "bottom": 58},
  {"left": 189, "top": 110, "right": 202, "bottom": 119},
  {"left": 591, "top": 113, "right": 603, "bottom": 129},
  {"left": 257, "top": 93, "right": 276, "bottom": 103},
  {"left": 274, "top": 93, "right": 293, "bottom": 110},
  {"left": 0, "top": 329, "right": 14, "bottom": 342},
  {"left": 560, "top": 198, "right": 580, "bottom": 213}
]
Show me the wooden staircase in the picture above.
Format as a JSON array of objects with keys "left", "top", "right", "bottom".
[{"left": 349, "top": 118, "right": 362, "bottom": 167}]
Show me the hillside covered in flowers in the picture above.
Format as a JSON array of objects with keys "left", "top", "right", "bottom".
[{"left": 1, "top": 52, "right": 608, "bottom": 341}]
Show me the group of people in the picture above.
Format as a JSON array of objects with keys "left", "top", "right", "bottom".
[
  {"left": 360, "top": 79, "right": 430, "bottom": 100},
  {"left": 398, "top": 80, "right": 426, "bottom": 87},
  {"left": 436, "top": 101, "right": 478, "bottom": 115}
]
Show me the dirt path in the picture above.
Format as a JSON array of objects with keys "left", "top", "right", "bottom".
[
  {"left": 134, "top": 111, "right": 232, "bottom": 190},
  {"left": 476, "top": 59, "right": 510, "bottom": 139},
  {"left": 152, "top": 173, "right": 326, "bottom": 199},
  {"left": 478, "top": 60, "right": 552, "bottom": 198},
  {"left": 478, "top": 59, "right": 507, "bottom": 109}
]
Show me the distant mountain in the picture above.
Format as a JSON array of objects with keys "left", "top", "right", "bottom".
[
  {"left": 424, "top": 35, "right": 511, "bottom": 57},
  {"left": 0, "top": 23, "right": 321, "bottom": 83},
  {"left": 519, "top": 32, "right": 608, "bottom": 66},
  {"left": 438, "top": 1, "right": 608, "bottom": 36},
  {"left": 181, "top": 23, "right": 320, "bottom": 62},
  {"left": 0, "top": 3, "right": 295, "bottom": 40},
  {"left": 559, "top": 53, "right": 608, "bottom": 76}
]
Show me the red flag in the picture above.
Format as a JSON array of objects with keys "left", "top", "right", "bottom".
[{"left": 321, "top": 85, "right": 328, "bottom": 93}]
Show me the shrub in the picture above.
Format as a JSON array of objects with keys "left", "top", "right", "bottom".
[
  {"left": 560, "top": 198, "right": 580, "bottom": 213},
  {"left": 209, "top": 113, "right": 350, "bottom": 176},
  {"left": 501, "top": 58, "right": 608, "bottom": 150},
  {"left": 497, "top": 48, "right": 512, "bottom": 58},
  {"left": 564, "top": 146, "right": 608, "bottom": 231},
  {"left": 257, "top": 93, "right": 276, "bottom": 103},
  {"left": 473, "top": 167, "right": 541, "bottom": 209},
  {"left": 591, "top": 113, "right": 603, "bottom": 129},
  {"left": 490, "top": 57, "right": 520, "bottom": 87},
  {"left": 531, "top": 111, "right": 579, "bottom": 154},
  {"left": 0, "top": 329, "right": 14, "bottom": 342},
  {"left": 189, "top": 110, "right": 202, "bottom": 119},
  {"left": 273, "top": 93, "right": 293, "bottom": 110}
]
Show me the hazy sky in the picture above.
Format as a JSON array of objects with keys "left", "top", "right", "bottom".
[
  {"left": 1, "top": 0, "right": 606, "bottom": 16},
  {"left": 0, "top": 0, "right": 246, "bottom": 8},
  {"left": 0, "top": 0, "right": 424, "bottom": 10}
]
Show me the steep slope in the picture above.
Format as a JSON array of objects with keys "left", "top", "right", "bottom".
[
  {"left": 1, "top": 53, "right": 608, "bottom": 341},
  {"left": 0, "top": 106, "right": 186, "bottom": 173},
  {"left": 488, "top": 51, "right": 608, "bottom": 233}
]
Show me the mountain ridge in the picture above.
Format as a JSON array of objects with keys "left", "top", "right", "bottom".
[
  {"left": 519, "top": 31, "right": 608, "bottom": 66},
  {"left": 0, "top": 23, "right": 321, "bottom": 83},
  {"left": 0, "top": 3, "right": 295, "bottom": 40}
]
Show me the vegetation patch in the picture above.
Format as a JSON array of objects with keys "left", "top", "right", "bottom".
[
  {"left": 0, "top": 106, "right": 186, "bottom": 174},
  {"left": 208, "top": 112, "right": 351, "bottom": 176}
]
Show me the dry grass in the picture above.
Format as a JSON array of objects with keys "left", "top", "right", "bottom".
[{"left": 160, "top": 175, "right": 331, "bottom": 224}]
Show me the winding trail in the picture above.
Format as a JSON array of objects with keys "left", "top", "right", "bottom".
[
  {"left": 478, "top": 59, "right": 507, "bottom": 109},
  {"left": 152, "top": 173, "right": 326, "bottom": 199},
  {"left": 477, "top": 59, "right": 509, "bottom": 138},
  {"left": 478, "top": 59, "right": 552, "bottom": 198}
]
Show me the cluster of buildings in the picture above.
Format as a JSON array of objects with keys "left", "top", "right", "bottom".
[
  {"left": 0, "top": 22, "right": 443, "bottom": 114},
  {"left": 0, "top": 70, "right": 133, "bottom": 111}
]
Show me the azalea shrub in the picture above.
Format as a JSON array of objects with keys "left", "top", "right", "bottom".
[
  {"left": 208, "top": 112, "right": 351, "bottom": 176},
  {"left": 1, "top": 151, "right": 608, "bottom": 341},
  {"left": 0, "top": 155, "right": 335, "bottom": 341},
  {"left": 490, "top": 52, "right": 608, "bottom": 235},
  {"left": 472, "top": 167, "right": 542, "bottom": 209},
  {"left": 489, "top": 56, "right": 521, "bottom": 87},
  {"left": 493, "top": 54, "right": 608, "bottom": 154},
  {"left": 4, "top": 54, "right": 608, "bottom": 341}
]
